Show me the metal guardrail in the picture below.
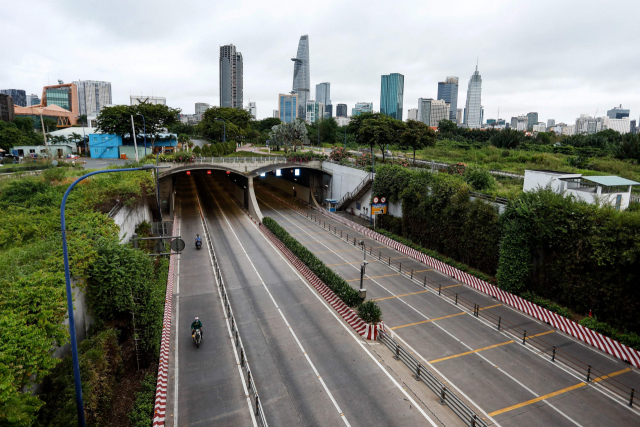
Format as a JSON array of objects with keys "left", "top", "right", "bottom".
[
  {"left": 379, "top": 330, "right": 488, "bottom": 427},
  {"left": 337, "top": 172, "right": 374, "bottom": 210},
  {"left": 189, "top": 156, "right": 287, "bottom": 164},
  {"left": 469, "top": 191, "right": 509, "bottom": 205},
  {"left": 197, "top": 198, "right": 268, "bottom": 427}
]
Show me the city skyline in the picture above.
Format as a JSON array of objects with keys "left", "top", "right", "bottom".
[{"left": 2, "top": 1, "right": 638, "bottom": 123}]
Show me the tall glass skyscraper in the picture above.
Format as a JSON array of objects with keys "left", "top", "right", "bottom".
[
  {"left": 316, "top": 82, "right": 331, "bottom": 117},
  {"left": 220, "top": 44, "right": 243, "bottom": 108},
  {"left": 72, "top": 80, "right": 112, "bottom": 116},
  {"left": 336, "top": 104, "right": 347, "bottom": 117},
  {"left": 292, "top": 35, "right": 310, "bottom": 119},
  {"left": 380, "top": 73, "right": 404, "bottom": 120},
  {"left": 437, "top": 77, "right": 458, "bottom": 121},
  {"left": 463, "top": 65, "right": 482, "bottom": 129},
  {"left": 0, "top": 89, "right": 26, "bottom": 107}
]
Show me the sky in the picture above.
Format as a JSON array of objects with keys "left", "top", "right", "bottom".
[{"left": 2, "top": 0, "right": 639, "bottom": 124}]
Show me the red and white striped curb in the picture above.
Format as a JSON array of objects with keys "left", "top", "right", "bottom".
[
  {"left": 263, "top": 189, "right": 640, "bottom": 369},
  {"left": 260, "top": 224, "right": 383, "bottom": 340},
  {"left": 152, "top": 215, "right": 178, "bottom": 426}
]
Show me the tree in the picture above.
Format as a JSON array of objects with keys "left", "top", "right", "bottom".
[
  {"left": 319, "top": 117, "right": 338, "bottom": 145},
  {"left": 42, "top": 118, "right": 58, "bottom": 133},
  {"left": 0, "top": 127, "right": 25, "bottom": 151},
  {"left": 400, "top": 120, "right": 437, "bottom": 162},
  {"left": 252, "top": 117, "right": 281, "bottom": 133},
  {"left": 357, "top": 115, "right": 397, "bottom": 163},
  {"left": 437, "top": 119, "right": 458, "bottom": 136},
  {"left": 269, "top": 122, "right": 308, "bottom": 153},
  {"left": 177, "top": 134, "right": 190, "bottom": 151},
  {"left": 197, "top": 107, "right": 252, "bottom": 141},
  {"left": 192, "top": 145, "right": 202, "bottom": 156}
]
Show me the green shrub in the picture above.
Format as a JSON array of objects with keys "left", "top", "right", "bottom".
[
  {"left": 580, "top": 317, "right": 640, "bottom": 351},
  {"left": 128, "top": 372, "right": 157, "bottom": 427},
  {"left": 357, "top": 300, "right": 382, "bottom": 324},
  {"left": 192, "top": 145, "right": 202, "bottom": 155},
  {"left": 520, "top": 291, "right": 572, "bottom": 318},
  {"left": 464, "top": 167, "right": 496, "bottom": 191}
]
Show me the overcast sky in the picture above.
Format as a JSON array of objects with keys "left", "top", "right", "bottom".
[{"left": 2, "top": 0, "right": 639, "bottom": 123}]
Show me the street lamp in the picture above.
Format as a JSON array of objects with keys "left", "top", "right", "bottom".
[
  {"left": 136, "top": 113, "right": 147, "bottom": 157},
  {"left": 60, "top": 164, "right": 167, "bottom": 427},
  {"left": 359, "top": 240, "right": 367, "bottom": 300},
  {"left": 214, "top": 118, "right": 226, "bottom": 142}
]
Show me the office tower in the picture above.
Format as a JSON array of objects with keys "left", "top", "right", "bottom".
[
  {"left": 352, "top": 102, "right": 373, "bottom": 116},
  {"left": 220, "top": 44, "right": 243, "bottom": 108},
  {"left": 130, "top": 95, "right": 166, "bottom": 105},
  {"left": 456, "top": 109, "right": 463, "bottom": 124},
  {"left": 306, "top": 100, "right": 324, "bottom": 124},
  {"left": 418, "top": 98, "right": 450, "bottom": 127},
  {"left": 576, "top": 115, "right": 605, "bottom": 134},
  {"left": 510, "top": 117, "right": 518, "bottom": 129},
  {"left": 532, "top": 123, "right": 547, "bottom": 132},
  {"left": 292, "top": 35, "right": 310, "bottom": 119},
  {"left": 336, "top": 104, "right": 347, "bottom": 117},
  {"left": 607, "top": 105, "right": 630, "bottom": 119},
  {"left": 72, "top": 80, "right": 112, "bottom": 116},
  {"left": 603, "top": 117, "right": 630, "bottom": 134},
  {"left": 278, "top": 93, "right": 298, "bottom": 124},
  {"left": 547, "top": 119, "right": 555, "bottom": 128},
  {"left": 527, "top": 112, "right": 538, "bottom": 131},
  {"left": 0, "top": 89, "right": 26, "bottom": 107},
  {"left": 273, "top": 110, "right": 279, "bottom": 118},
  {"left": 324, "top": 105, "right": 333, "bottom": 118},
  {"left": 463, "top": 65, "right": 482, "bottom": 128},
  {"left": 631, "top": 120, "right": 637, "bottom": 134},
  {"left": 437, "top": 77, "right": 459, "bottom": 121},
  {"left": 195, "top": 102, "right": 210, "bottom": 115},
  {"left": 407, "top": 108, "right": 418, "bottom": 121},
  {"left": 245, "top": 102, "right": 257, "bottom": 119},
  {"left": 315, "top": 83, "right": 330, "bottom": 106},
  {"left": 0, "top": 93, "right": 15, "bottom": 122},
  {"left": 25, "top": 94, "right": 40, "bottom": 106},
  {"left": 486, "top": 119, "right": 496, "bottom": 125},
  {"left": 42, "top": 83, "right": 79, "bottom": 113},
  {"left": 380, "top": 73, "right": 404, "bottom": 120},
  {"left": 481, "top": 106, "right": 484, "bottom": 125},
  {"left": 516, "top": 116, "right": 528, "bottom": 131}
]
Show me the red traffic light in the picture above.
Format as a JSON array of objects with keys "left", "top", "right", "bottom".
[
  {"left": 186, "top": 171, "right": 191, "bottom": 175},
  {"left": 226, "top": 170, "right": 231, "bottom": 175},
  {"left": 207, "top": 170, "right": 211, "bottom": 175}
]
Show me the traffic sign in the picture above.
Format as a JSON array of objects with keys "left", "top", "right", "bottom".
[
  {"left": 170, "top": 238, "right": 185, "bottom": 252},
  {"left": 373, "top": 196, "right": 379, "bottom": 204},
  {"left": 381, "top": 197, "right": 386, "bottom": 203}
]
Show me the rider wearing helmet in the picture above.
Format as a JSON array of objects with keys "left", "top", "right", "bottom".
[
  {"left": 191, "top": 316, "right": 203, "bottom": 337},
  {"left": 195, "top": 234, "right": 202, "bottom": 245}
]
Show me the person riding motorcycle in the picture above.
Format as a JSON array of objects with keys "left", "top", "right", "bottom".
[
  {"left": 191, "top": 316, "right": 203, "bottom": 338},
  {"left": 195, "top": 234, "right": 202, "bottom": 248}
]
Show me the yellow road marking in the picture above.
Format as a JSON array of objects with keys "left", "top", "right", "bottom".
[
  {"left": 443, "top": 283, "right": 463, "bottom": 289},
  {"left": 526, "top": 330, "right": 555, "bottom": 339},
  {"left": 391, "top": 312, "right": 466, "bottom": 330},
  {"left": 392, "top": 256, "right": 408, "bottom": 260},
  {"left": 429, "top": 340, "right": 514, "bottom": 363},
  {"left": 313, "top": 248, "right": 360, "bottom": 254},
  {"left": 373, "top": 290, "right": 430, "bottom": 301},
  {"left": 414, "top": 269, "right": 433, "bottom": 273},
  {"left": 479, "top": 303, "right": 503, "bottom": 311},
  {"left": 347, "top": 273, "right": 400, "bottom": 282},
  {"left": 488, "top": 368, "right": 631, "bottom": 417}
]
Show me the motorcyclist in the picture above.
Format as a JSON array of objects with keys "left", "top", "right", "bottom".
[
  {"left": 195, "top": 234, "right": 202, "bottom": 248},
  {"left": 191, "top": 316, "right": 203, "bottom": 338}
]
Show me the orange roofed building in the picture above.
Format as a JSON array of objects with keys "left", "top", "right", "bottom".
[{"left": 14, "top": 83, "right": 79, "bottom": 129}]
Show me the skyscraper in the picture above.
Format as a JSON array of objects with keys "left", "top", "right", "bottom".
[
  {"left": 245, "top": 102, "right": 257, "bottom": 119},
  {"left": 0, "top": 89, "right": 26, "bottom": 107},
  {"left": 527, "top": 112, "right": 538, "bottom": 131},
  {"left": 407, "top": 108, "right": 418, "bottom": 121},
  {"left": 25, "top": 94, "right": 40, "bottom": 106},
  {"left": 315, "top": 83, "right": 330, "bottom": 107},
  {"left": 463, "top": 65, "right": 482, "bottom": 129},
  {"left": 456, "top": 109, "right": 463, "bottom": 124},
  {"left": 607, "top": 105, "right": 630, "bottom": 119},
  {"left": 336, "top": 104, "right": 347, "bottom": 118},
  {"left": 306, "top": 100, "right": 324, "bottom": 124},
  {"left": 292, "top": 35, "right": 310, "bottom": 119},
  {"left": 72, "top": 80, "right": 112, "bottom": 117},
  {"left": 418, "top": 98, "right": 449, "bottom": 127},
  {"left": 195, "top": 102, "right": 210, "bottom": 115},
  {"left": 547, "top": 119, "right": 555, "bottom": 128},
  {"left": 437, "top": 77, "right": 458, "bottom": 121},
  {"left": 380, "top": 73, "right": 404, "bottom": 120},
  {"left": 352, "top": 102, "right": 373, "bottom": 116},
  {"left": 278, "top": 93, "right": 298, "bottom": 124},
  {"left": 220, "top": 44, "right": 243, "bottom": 108}
]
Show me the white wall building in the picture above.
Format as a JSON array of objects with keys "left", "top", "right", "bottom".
[
  {"left": 516, "top": 115, "right": 528, "bottom": 131},
  {"left": 456, "top": 108, "right": 463, "bottom": 124},
  {"left": 523, "top": 170, "right": 639, "bottom": 210},
  {"left": 562, "top": 125, "right": 576, "bottom": 136},
  {"left": 418, "top": 98, "right": 450, "bottom": 127},
  {"left": 335, "top": 116, "right": 351, "bottom": 127},
  {"left": 195, "top": 102, "right": 210, "bottom": 115},
  {"left": 407, "top": 108, "right": 418, "bottom": 121},
  {"left": 532, "top": 122, "right": 546, "bottom": 132},
  {"left": 245, "top": 101, "right": 257, "bottom": 119},
  {"left": 273, "top": 109, "right": 279, "bottom": 118},
  {"left": 306, "top": 100, "right": 325, "bottom": 124},
  {"left": 604, "top": 117, "right": 630, "bottom": 134},
  {"left": 130, "top": 95, "right": 166, "bottom": 105}
]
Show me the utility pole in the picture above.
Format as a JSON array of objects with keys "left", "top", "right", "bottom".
[{"left": 131, "top": 115, "right": 139, "bottom": 162}]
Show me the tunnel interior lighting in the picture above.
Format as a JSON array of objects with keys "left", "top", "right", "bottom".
[
  {"left": 276, "top": 169, "right": 282, "bottom": 176},
  {"left": 294, "top": 169, "right": 300, "bottom": 176},
  {"left": 260, "top": 172, "right": 266, "bottom": 177}
]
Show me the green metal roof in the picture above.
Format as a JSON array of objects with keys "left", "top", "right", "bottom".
[{"left": 582, "top": 176, "right": 640, "bottom": 186}]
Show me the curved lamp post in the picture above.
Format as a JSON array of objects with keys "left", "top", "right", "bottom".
[
  {"left": 61, "top": 164, "right": 166, "bottom": 426},
  {"left": 214, "top": 118, "right": 226, "bottom": 142},
  {"left": 136, "top": 113, "right": 147, "bottom": 157}
]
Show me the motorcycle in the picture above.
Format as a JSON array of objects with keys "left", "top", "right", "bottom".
[
  {"left": 195, "top": 239, "right": 202, "bottom": 250},
  {"left": 192, "top": 329, "right": 202, "bottom": 347}
]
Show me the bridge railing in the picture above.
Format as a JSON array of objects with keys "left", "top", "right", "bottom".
[{"left": 188, "top": 156, "right": 287, "bottom": 164}]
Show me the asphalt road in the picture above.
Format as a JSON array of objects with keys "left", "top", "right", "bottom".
[{"left": 254, "top": 182, "right": 640, "bottom": 427}]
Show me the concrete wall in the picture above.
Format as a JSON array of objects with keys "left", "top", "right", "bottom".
[
  {"left": 259, "top": 174, "right": 312, "bottom": 204},
  {"left": 112, "top": 202, "right": 154, "bottom": 242},
  {"left": 321, "top": 162, "right": 369, "bottom": 202}
]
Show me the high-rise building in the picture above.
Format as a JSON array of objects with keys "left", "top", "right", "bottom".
[
  {"left": 456, "top": 109, "right": 463, "bottom": 124},
  {"left": 72, "top": 80, "right": 112, "bottom": 117},
  {"left": 278, "top": 93, "right": 298, "bottom": 124},
  {"left": 195, "top": 102, "right": 210, "bottom": 115},
  {"left": 0, "top": 93, "right": 15, "bottom": 122},
  {"left": 527, "top": 112, "right": 538, "bottom": 131},
  {"left": 604, "top": 117, "right": 630, "bottom": 134},
  {"left": 25, "top": 94, "right": 40, "bottom": 106},
  {"left": 607, "top": 105, "right": 630, "bottom": 119},
  {"left": 418, "top": 98, "right": 450, "bottom": 127},
  {"left": 407, "top": 108, "right": 418, "bottom": 121},
  {"left": 0, "top": 89, "right": 26, "bottom": 107},
  {"left": 315, "top": 83, "right": 330, "bottom": 107},
  {"left": 533, "top": 123, "right": 547, "bottom": 132},
  {"left": 486, "top": 119, "right": 496, "bottom": 125},
  {"left": 576, "top": 115, "right": 605, "bottom": 134},
  {"left": 130, "top": 95, "right": 166, "bottom": 105},
  {"left": 43, "top": 83, "right": 79, "bottom": 113},
  {"left": 352, "top": 102, "right": 373, "bottom": 116},
  {"left": 380, "top": 73, "right": 404, "bottom": 120},
  {"left": 292, "top": 35, "right": 310, "bottom": 119},
  {"left": 463, "top": 65, "right": 482, "bottom": 129},
  {"left": 220, "top": 44, "right": 243, "bottom": 108},
  {"left": 245, "top": 102, "right": 257, "bottom": 119},
  {"left": 631, "top": 120, "right": 637, "bottom": 134},
  {"left": 273, "top": 110, "right": 279, "bottom": 118},
  {"left": 324, "top": 105, "right": 333, "bottom": 119},
  {"left": 336, "top": 104, "right": 347, "bottom": 118},
  {"left": 547, "top": 119, "right": 555, "bottom": 128},
  {"left": 437, "top": 77, "right": 458, "bottom": 121},
  {"left": 306, "top": 100, "right": 324, "bottom": 124}
]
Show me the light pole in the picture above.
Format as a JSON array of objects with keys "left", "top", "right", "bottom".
[
  {"left": 359, "top": 240, "right": 367, "bottom": 300},
  {"left": 137, "top": 113, "right": 147, "bottom": 157},
  {"left": 214, "top": 118, "right": 226, "bottom": 142},
  {"left": 80, "top": 116, "right": 88, "bottom": 158},
  {"left": 60, "top": 164, "right": 166, "bottom": 427},
  {"left": 344, "top": 125, "right": 347, "bottom": 149}
]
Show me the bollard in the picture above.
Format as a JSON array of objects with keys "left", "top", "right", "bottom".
[
  {"left": 411, "top": 269, "right": 413, "bottom": 279},
  {"left": 369, "top": 246, "right": 372, "bottom": 255},
  {"left": 424, "top": 277, "right": 427, "bottom": 288},
  {"left": 247, "top": 370, "right": 252, "bottom": 388},
  {"left": 471, "top": 414, "right": 477, "bottom": 427},
  {"left": 522, "top": 330, "right": 527, "bottom": 344},
  {"left": 586, "top": 365, "right": 591, "bottom": 382},
  {"left": 235, "top": 330, "right": 239, "bottom": 346},
  {"left": 399, "top": 263, "right": 402, "bottom": 273},
  {"left": 341, "top": 230, "right": 343, "bottom": 238},
  {"left": 354, "top": 237, "right": 357, "bottom": 245},
  {"left": 231, "top": 316, "right": 235, "bottom": 331},
  {"left": 455, "top": 293, "right": 458, "bottom": 305},
  {"left": 240, "top": 348, "right": 245, "bottom": 367},
  {"left": 440, "top": 386, "right": 447, "bottom": 405},
  {"left": 379, "top": 251, "right": 382, "bottom": 260},
  {"left": 630, "top": 388, "right": 635, "bottom": 407},
  {"left": 395, "top": 344, "right": 401, "bottom": 360},
  {"left": 255, "top": 394, "right": 260, "bottom": 416},
  {"left": 438, "top": 284, "right": 441, "bottom": 295},
  {"left": 347, "top": 234, "right": 349, "bottom": 241},
  {"left": 497, "top": 317, "right": 501, "bottom": 330}
]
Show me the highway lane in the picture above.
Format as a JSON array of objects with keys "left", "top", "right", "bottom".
[
  {"left": 255, "top": 182, "right": 640, "bottom": 427},
  {"left": 171, "top": 176, "right": 256, "bottom": 426},
  {"left": 195, "top": 173, "right": 460, "bottom": 427}
]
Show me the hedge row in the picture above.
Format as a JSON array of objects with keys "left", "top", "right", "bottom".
[
  {"left": 262, "top": 217, "right": 382, "bottom": 323},
  {"left": 128, "top": 371, "right": 157, "bottom": 427}
]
